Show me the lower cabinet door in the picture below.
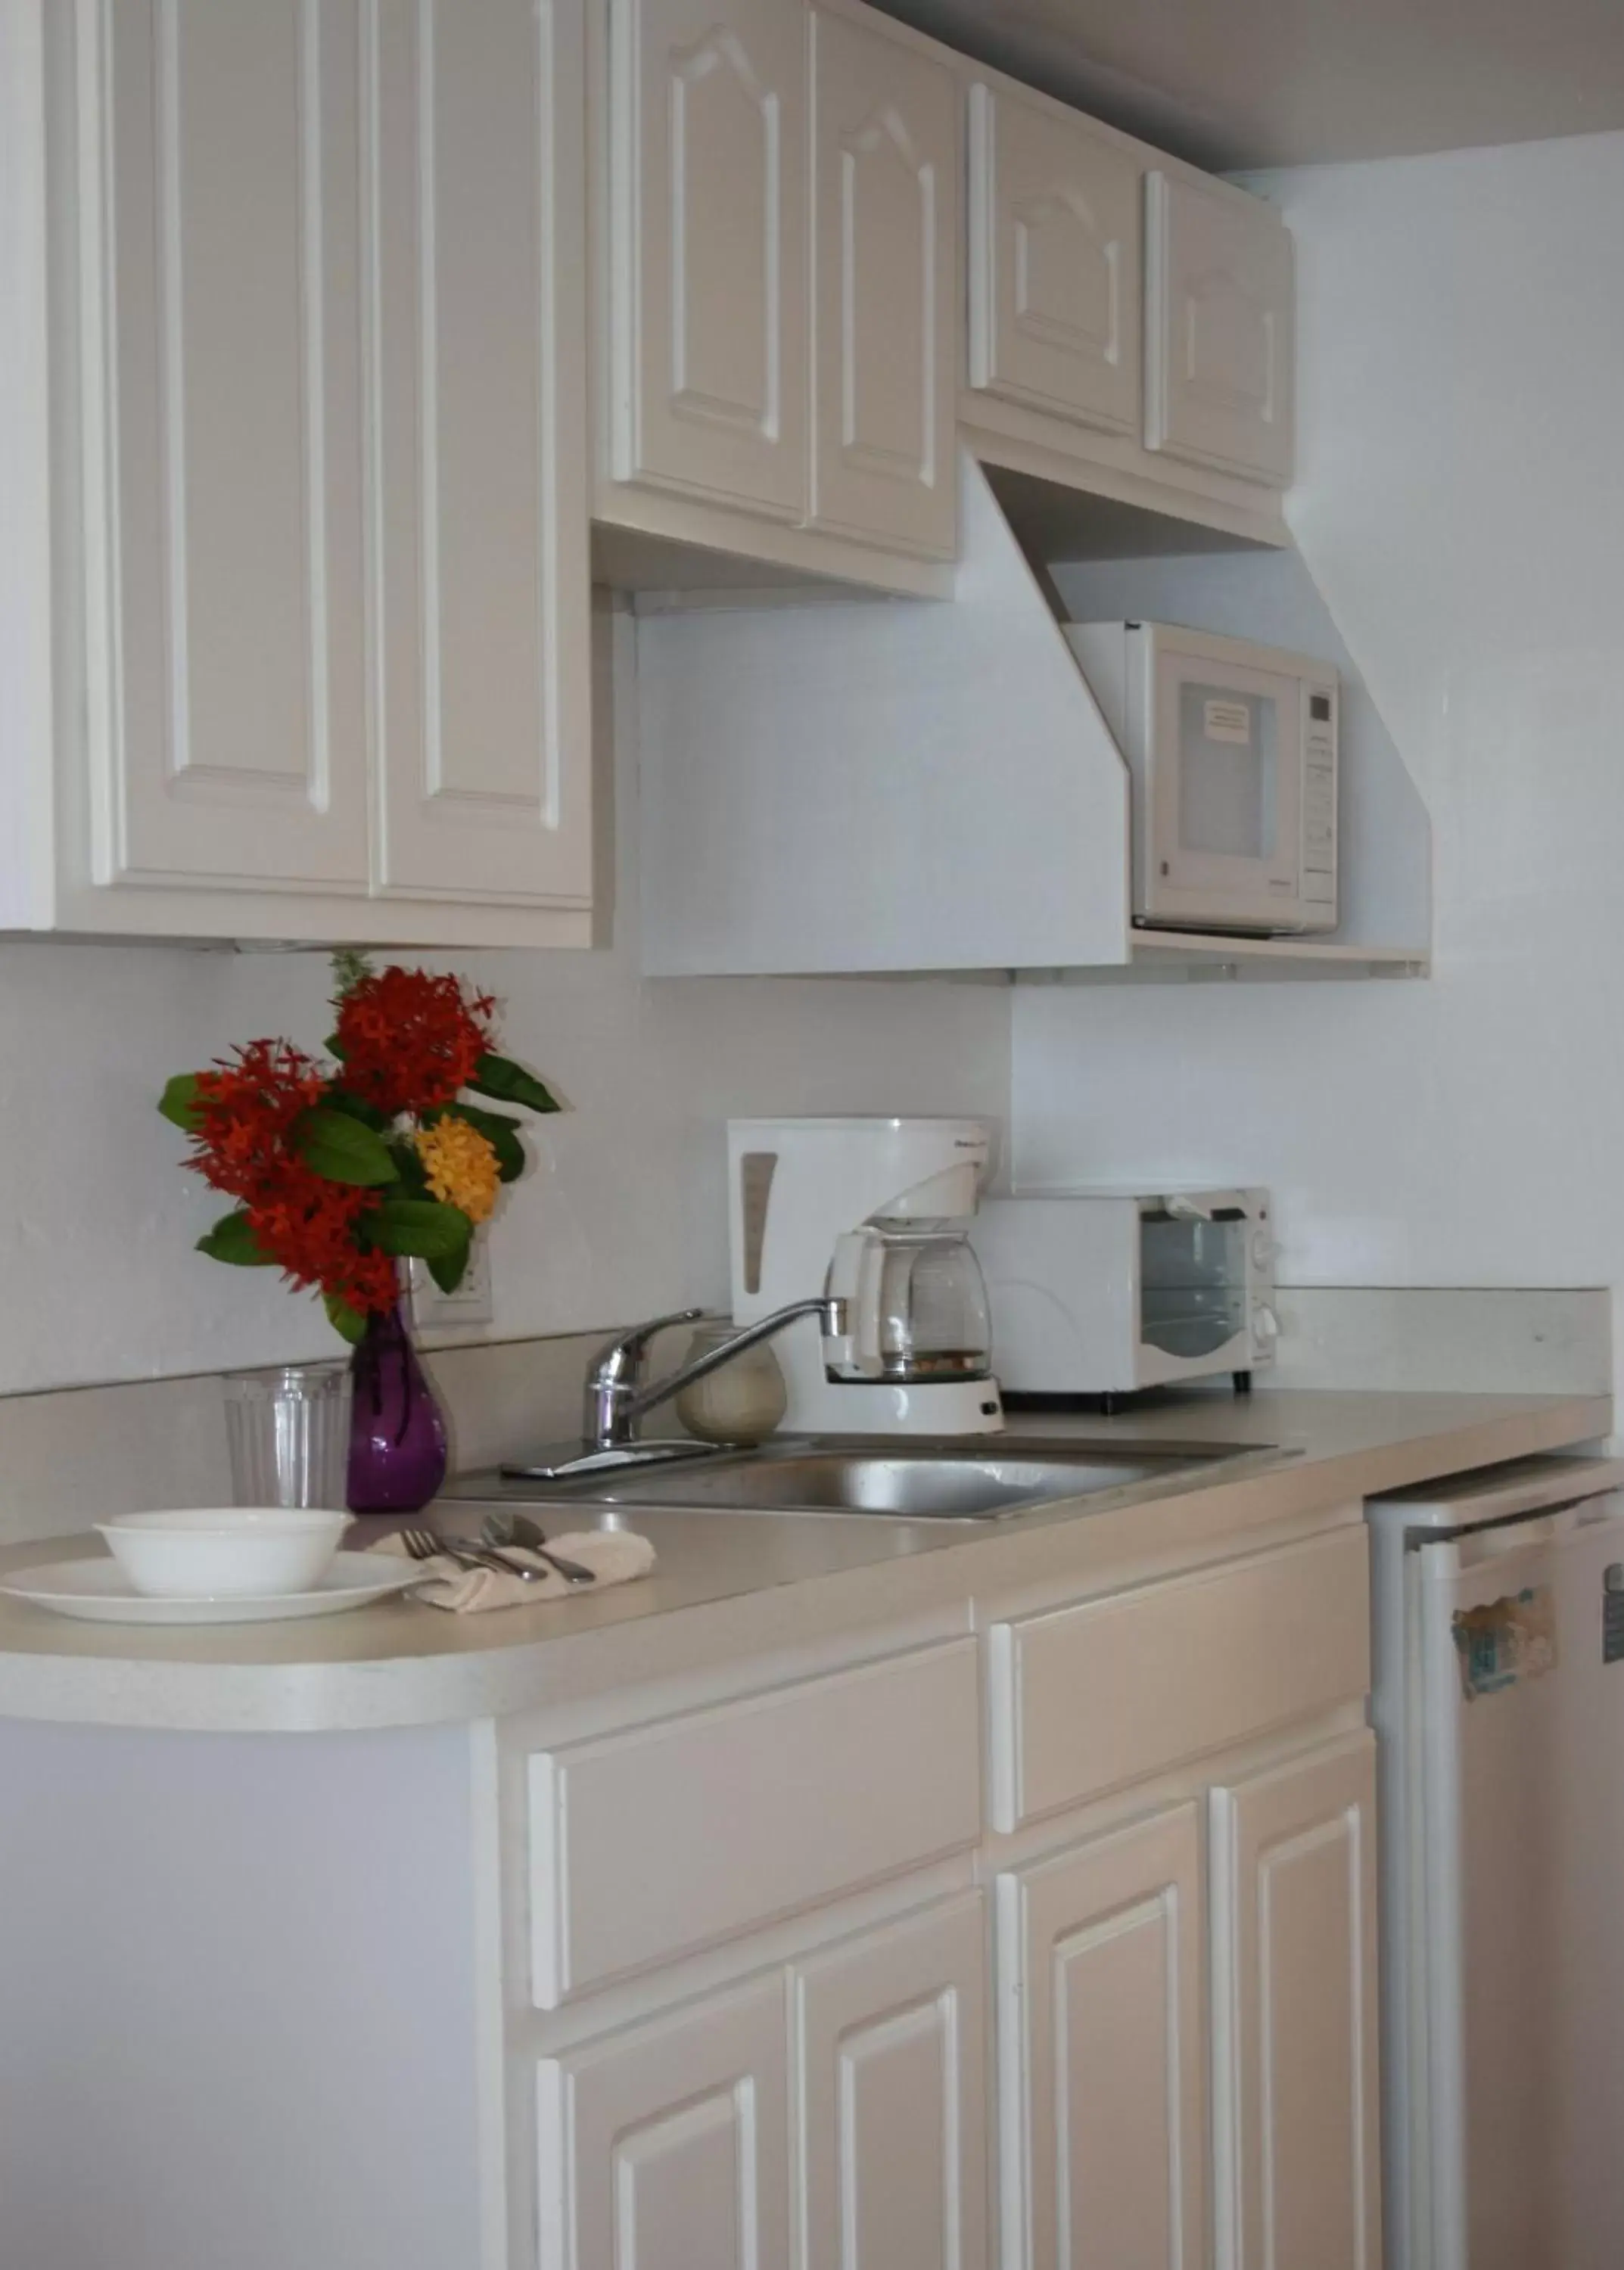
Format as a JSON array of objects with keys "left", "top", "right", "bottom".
[
  {"left": 1209, "top": 1733, "right": 1380, "bottom": 2270},
  {"left": 996, "top": 1803, "right": 1206, "bottom": 2269},
  {"left": 537, "top": 1976, "right": 789, "bottom": 2270},
  {"left": 790, "top": 1895, "right": 988, "bottom": 2270}
]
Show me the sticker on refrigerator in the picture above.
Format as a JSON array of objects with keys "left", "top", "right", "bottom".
[
  {"left": 1451, "top": 1587, "right": 1557, "bottom": 1700},
  {"left": 1604, "top": 1569, "right": 1624, "bottom": 1664}
]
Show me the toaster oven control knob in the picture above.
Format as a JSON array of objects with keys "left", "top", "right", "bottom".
[{"left": 1251, "top": 1301, "right": 1280, "bottom": 1345}]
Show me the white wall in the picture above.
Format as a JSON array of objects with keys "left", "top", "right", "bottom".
[
  {"left": 2, "top": 608, "right": 1008, "bottom": 1395},
  {"left": 1016, "top": 132, "right": 1624, "bottom": 1375}
]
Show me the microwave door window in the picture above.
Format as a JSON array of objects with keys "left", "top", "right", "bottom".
[
  {"left": 1139, "top": 1215, "right": 1246, "bottom": 1360},
  {"left": 1177, "top": 682, "right": 1278, "bottom": 860}
]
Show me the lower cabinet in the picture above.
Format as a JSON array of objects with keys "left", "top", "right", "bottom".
[
  {"left": 1210, "top": 1734, "right": 1381, "bottom": 2270},
  {"left": 537, "top": 1894, "right": 988, "bottom": 2270},
  {"left": 792, "top": 1895, "right": 988, "bottom": 2270},
  {"left": 996, "top": 1802, "right": 1206, "bottom": 2270},
  {"left": 524, "top": 1540, "right": 1378, "bottom": 2270},
  {"left": 537, "top": 1974, "right": 790, "bottom": 2270}
]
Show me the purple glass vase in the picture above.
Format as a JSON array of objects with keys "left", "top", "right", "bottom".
[{"left": 346, "top": 1299, "right": 449, "bottom": 1514}]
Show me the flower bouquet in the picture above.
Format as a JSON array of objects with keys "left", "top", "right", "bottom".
[{"left": 160, "top": 959, "right": 558, "bottom": 1510}]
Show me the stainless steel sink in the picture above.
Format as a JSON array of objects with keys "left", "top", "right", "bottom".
[{"left": 453, "top": 1436, "right": 1280, "bottom": 1521}]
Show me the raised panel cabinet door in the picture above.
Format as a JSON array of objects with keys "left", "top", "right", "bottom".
[
  {"left": 966, "top": 81, "right": 1142, "bottom": 438},
  {"left": 1209, "top": 1734, "right": 1380, "bottom": 2270},
  {"left": 807, "top": 9, "right": 957, "bottom": 560},
  {"left": 1145, "top": 171, "right": 1295, "bottom": 487},
  {"left": 537, "top": 1976, "right": 791, "bottom": 2270},
  {"left": 996, "top": 1803, "right": 1206, "bottom": 2270},
  {"left": 369, "top": 0, "right": 592, "bottom": 906},
  {"left": 608, "top": 0, "right": 807, "bottom": 518},
  {"left": 791, "top": 1895, "right": 988, "bottom": 2270},
  {"left": 79, "top": 0, "right": 371, "bottom": 891}
]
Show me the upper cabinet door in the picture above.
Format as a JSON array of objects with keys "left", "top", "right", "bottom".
[
  {"left": 1210, "top": 1734, "right": 1381, "bottom": 2270},
  {"left": 966, "top": 81, "right": 1142, "bottom": 439},
  {"left": 807, "top": 8, "right": 958, "bottom": 560},
  {"left": 82, "top": 0, "right": 371, "bottom": 892},
  {"left": 997, "top": 1803, "right": 1206, "bottom": 2270},
  {"left": 791, "top": 1895, "right": 988, "bottom": 2270},
  {"left": 1145, "top": 171, "right": 1295, "bottom": 487},
  {"left": 369, "top": 0, "right": 592, "bottom": 908},
  {"left": 608, "top": 0, "right": 807, "bottom": 520}
]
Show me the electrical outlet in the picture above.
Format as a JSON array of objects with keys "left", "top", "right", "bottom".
[{"left": 408, "top": 1232, "right": 494, "bottom": 1332}]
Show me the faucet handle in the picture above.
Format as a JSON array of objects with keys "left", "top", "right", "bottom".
[{"left": 588, "top": 1308, "right": 707, "bottom": 1388}]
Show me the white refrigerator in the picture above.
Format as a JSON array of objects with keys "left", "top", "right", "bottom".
[{"left": 1368, "top": 1453, "right": 1624, "bottom": 2270}]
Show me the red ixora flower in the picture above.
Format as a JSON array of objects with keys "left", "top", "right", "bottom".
[
  {"left": 247, "top": 1174, "right": 396, "bottom": 1314},
  {"left": 331, "top": 966, "right": 496, "bottom": 1117},
  {"left": 186, "top": 1040, "right": 394, "bottom": 1314},
  {"left": 188, "top": 1040, "right": 326, "bottom": 1206}
]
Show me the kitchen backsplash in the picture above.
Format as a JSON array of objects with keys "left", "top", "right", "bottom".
[{"left": 0, "top": 1291, "right": 1606, "bottom": 1548}]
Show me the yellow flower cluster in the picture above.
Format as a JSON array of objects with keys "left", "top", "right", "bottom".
[{"left": 414, "top": 1115, "right": 500, "bottom": 1225}]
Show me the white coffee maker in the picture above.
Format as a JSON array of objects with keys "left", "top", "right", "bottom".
[{"left": 726, "top": 1117, "right": 1005, "bottom": 1436}]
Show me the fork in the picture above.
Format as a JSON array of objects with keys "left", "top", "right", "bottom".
[{"left": 399, "top": 1528, "right": 546, "bottom": 1583}]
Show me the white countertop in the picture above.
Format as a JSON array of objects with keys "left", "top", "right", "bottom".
[{"left": 0, "top": 1388, "right": 1608, "bottom": 1734}]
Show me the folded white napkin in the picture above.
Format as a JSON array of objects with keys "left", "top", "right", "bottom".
[{"left": 374, "top": 1528, "right": 655, "bottom": 1612}]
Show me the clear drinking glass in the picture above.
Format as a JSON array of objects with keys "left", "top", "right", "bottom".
[{"left": 222, "top": 1362, "right": 353, "bottom": 1510}]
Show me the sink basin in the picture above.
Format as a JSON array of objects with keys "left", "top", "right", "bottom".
[{"left": 462, "top": 1436, "right": 1278, "bottom": 1521}]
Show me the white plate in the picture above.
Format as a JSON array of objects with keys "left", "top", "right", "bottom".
[{"left": 0, "top": 1550, "right": 418, "bottom": 1625}]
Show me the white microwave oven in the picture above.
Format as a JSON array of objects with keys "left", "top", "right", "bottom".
[
  {"left": 970, "top": 1187, "right": 1278, "bottom": 1404},
  {"left": 1064, "top": 620, "right": 1339, "bottom": 935}
]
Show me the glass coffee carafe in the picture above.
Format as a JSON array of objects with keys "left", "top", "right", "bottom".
[{"left": 829, "top": 1219, "right": 994, "bottom": 1385}]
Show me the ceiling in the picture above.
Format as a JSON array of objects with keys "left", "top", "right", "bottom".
[{"left": 870, "top": 0, "right": 1624, "bottom": 169}]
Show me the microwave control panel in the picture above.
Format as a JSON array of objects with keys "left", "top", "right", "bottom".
[{"left": 1302, "top": 684, "right": 1338, "bottom": 916}]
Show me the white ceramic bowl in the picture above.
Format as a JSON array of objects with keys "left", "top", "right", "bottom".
[{"left": 94, "top": 1509, "right": 350, "bottom": 1600}]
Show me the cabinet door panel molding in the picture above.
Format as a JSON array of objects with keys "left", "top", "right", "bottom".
[
  {"left": 997, "top": 1802, "right": 1206, "bottom": 2270},
  {"left": 369, "top": 0, "right": 591, "bottom": 906},
  {"left": 1210, "top": 1733, "right": 1381, "bottom": 2270}
]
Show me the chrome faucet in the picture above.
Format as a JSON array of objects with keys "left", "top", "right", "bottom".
[{"left": 583, "top": 1298, "right": 846, "bottom": 1453}]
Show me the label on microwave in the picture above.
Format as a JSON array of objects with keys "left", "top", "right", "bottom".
[{"left": 1202, "top": 698, "right": 1253, "bottom": 746}]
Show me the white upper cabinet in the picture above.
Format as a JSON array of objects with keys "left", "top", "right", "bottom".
[
  {"left": 1146, "top": 170, "right": 1296, "bottom": 487},
  {"left": 966, "top": 79, "right": 1143, "bottom": 440},
  {"left": 82, "top": 0, "right": 372, "bottom": 894},
  {"left": 369, "top": 0, "right": 593, "bottom": 907},
  {"left": 1209, "top": 1734, "right": 1381, "bottom": 2270},
  {"left": 807, "top": 7, "right": 959, "bottom": 560},
  {"left": 606, "top": 0, "right": 807, "bottom": 520},
  {"left": 14, "top": 0, "right": 593, "bottom": 944}
]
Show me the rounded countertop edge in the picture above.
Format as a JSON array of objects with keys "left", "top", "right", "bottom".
[{"left": 0, "top": 1390, "right": 1610, "bottom": 1735}]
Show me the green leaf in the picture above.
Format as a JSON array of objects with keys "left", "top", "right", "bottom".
[
  {"left": 468, "top": 1052, "right": 561, "bottom": 1116},
  {"left": 443, "top": 1102, "right": 525, "bottom": 1183},
  {"left": 158, "top": 1073, "right": 204, "bottom": 1133},
  {"left": 195, "top": 1209, "right": 274, "bottom": 1267},
  {"left": 428, "top": 1245, "right": 469, "bottom": 1296},
  {"left": 293, "top": 1106, "right": 399, "bottom": 1187},
  {"left": 323, "top": 1291, "right": 366, "bottom": 1345},
  {"left": 322, "top": 1087, "right": 392, "bottom": 1134},
  {"left": 369, "top": 1197, "right": 473, "bottom": 1264}
]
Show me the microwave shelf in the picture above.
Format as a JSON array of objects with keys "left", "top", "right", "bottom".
[{"left": 638, "top": 454, "right": 1432, "bottom": 984}]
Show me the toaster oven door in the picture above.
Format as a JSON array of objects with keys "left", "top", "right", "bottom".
[
  {"left": 1144, "top": 651, "right": 1305, "bottom": 931},
  {"left": 1137, "top": 1206, "right": 1252, "bottom": 1375}
]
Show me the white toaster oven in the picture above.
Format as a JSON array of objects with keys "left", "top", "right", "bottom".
[{"left": 970, "top": 1188, "right": 1278, "bottom": 1404}]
